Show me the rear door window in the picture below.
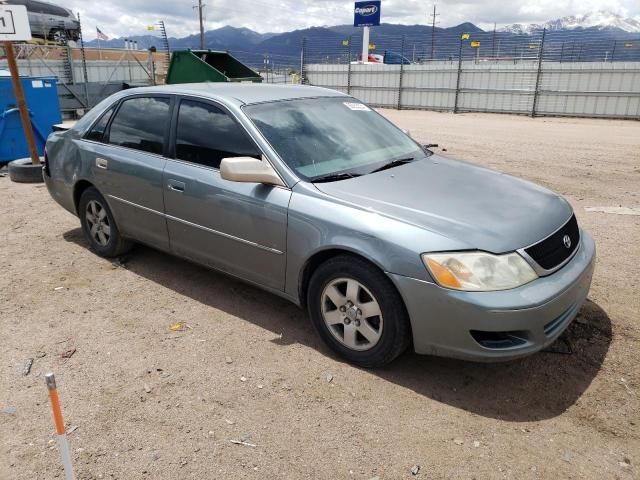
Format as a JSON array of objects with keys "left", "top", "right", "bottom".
[
  {"left": 174, "top": 99, "right": 260, "bottom": 169},
  {"left": 107, "top": 97, "right": 171, "bottom": 155}
]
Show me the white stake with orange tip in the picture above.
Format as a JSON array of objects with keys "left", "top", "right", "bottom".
[{"left": 45, "top": 373, "right": 76, "bottom": 480}]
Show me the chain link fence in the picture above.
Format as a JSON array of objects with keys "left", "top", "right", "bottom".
[
  {"left": 232, "top": 29, "right": 640, "bottom": 118},
  {"left": 1, "top": 44, "right": 169, "bottom": 116},
  {"left": 4, "top": 29, "right": 639, "bottom": 119}
]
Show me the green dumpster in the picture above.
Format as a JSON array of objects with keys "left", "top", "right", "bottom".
[{"left": 166, "top": 50, "right": 262, "bottom": 84}]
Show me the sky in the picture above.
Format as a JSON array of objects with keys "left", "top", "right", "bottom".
[{"left": 62, "top": 0, "right": 640, "bottom": 40}]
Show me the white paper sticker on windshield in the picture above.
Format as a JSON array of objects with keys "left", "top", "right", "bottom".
[{"left": 343, "top": 102, "right": 371, "bottom": 111}]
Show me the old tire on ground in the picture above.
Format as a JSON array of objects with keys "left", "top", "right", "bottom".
[
  {"left": 8, "top": 158, "right": 44, "bottom": 183},
  {"left": 307, "top": 255, "right": 411, "bottom": 368},
  {"left": 78, "top": 187, "right": 133, "bottom": 257}
]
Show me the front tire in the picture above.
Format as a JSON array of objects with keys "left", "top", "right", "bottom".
[
  {"left": 307, "top": 255, "right": 411, "bottom": 368},
  {"left": 78, "top": 187, "right": 132, "bottom": 257}
]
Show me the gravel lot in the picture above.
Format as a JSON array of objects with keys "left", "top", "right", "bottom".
[{"left": 1, "top": 110, "right": 639, "bottom": 479}]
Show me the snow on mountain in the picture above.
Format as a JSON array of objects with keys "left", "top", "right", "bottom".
[
  {"left": 500, "top": 11, "right": 640, "bottom": 34},
  {"left": 499, "top": 23, "right": 542, "bottom": 35}
]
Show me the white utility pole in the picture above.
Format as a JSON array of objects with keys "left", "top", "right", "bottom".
[
  {"left": 361, "top": 26, "right": 369, "bottom": 63},
  {"left": 195, "top": 0, "right": 205, "bottom": 49},
  {"left": 430, "top": 4, "right": 439, "bottom": 60}
]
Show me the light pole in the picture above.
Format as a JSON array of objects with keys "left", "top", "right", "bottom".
[{"left": 195, "top": 0, "right": 205, "bottom": 49}]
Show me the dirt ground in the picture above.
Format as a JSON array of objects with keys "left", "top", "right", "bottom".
[{"left": 1, "top": 111, "right": 639, "bottom": 479}]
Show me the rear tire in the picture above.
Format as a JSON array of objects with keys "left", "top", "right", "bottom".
[
  {"left": 78, "top": 187, "right": 132, "bottom": 257},
  {"left": 307, "top": 255, "right": 411, "bottom": 368}
]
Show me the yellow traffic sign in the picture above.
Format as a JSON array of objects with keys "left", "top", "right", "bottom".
[
  {"left": 470, "top": 41, "right": 480, "bottom": 48},
  {"left": 368, "top": 43, "right": 376, "bottom": 50},
  {"left": 528, "top": 43, "right": 539, "bottom": 49},
  {"left": 342, "top": 39, "right": 349, "bottom": 46},
  {"left": 461, "top": 33, "right": 470, "bottom": 40},
  {"left": 625, "top": 42, "right": 633, "bottom": 48}
]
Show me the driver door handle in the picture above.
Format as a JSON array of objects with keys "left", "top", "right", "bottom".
[{"left": 167, "top": 179, "right": 185, "bottom": 193}]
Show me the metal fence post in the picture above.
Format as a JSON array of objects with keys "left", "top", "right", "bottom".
[
  {"left": 346, "top": 35, "right": 352, "bottom": 95},
  {"left": 149, "top": 50, "right": 157, "bottom": 86},
  {"left": 300, "top": 37, "right": 307, "bottom": 84},
  {"left": 611, "top": 40, "right": 617, "bottom": 62},
  {"left": 397, "top": 35, "right": 405, "bottom": 110},
  {"left": 453, "top": 34, "right": 464, "bottom": 113},
  {"left": 65, "top": 45, "right": 75, "bottom": 84},
  {"left": 531, "top": 27, "right": 546, "bottom": 118},
  {"left": 77, "top": 13, "right": 90, "bottom": 108}
]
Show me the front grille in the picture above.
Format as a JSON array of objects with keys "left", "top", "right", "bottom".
[{"left": 525, "top": 215, "right": 579, "bottom": 271}]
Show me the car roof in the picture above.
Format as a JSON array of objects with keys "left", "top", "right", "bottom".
[{"left": 124, "top": 83, "right": 347, "bottom": 106}]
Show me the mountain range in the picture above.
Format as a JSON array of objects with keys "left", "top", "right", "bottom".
[
  {"left": 84, "top": 11, "right": 640, "bottom": 65},
  {"left": 500, "top": 11, "right": 640, "bottom": 34}
]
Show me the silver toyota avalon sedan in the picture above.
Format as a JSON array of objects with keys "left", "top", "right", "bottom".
[{"left": 43, "top": 84, "right": 596, "bottom": 367}]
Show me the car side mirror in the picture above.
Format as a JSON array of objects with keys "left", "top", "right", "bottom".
[{"left": 220, "top": 156, "right": 285, "bottom": 187}]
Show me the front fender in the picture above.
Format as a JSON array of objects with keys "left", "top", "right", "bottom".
[{"left": 284, "top": 182, "right": 469, "bottom": 302}]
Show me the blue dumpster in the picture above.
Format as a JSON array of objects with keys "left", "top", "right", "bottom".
[{"left": 0, "top": 74, "right": 62, "bottom": 164}]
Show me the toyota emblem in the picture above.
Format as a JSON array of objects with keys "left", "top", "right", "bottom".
[{"left": 563, "top": 234, "right": 572, "bottom": 249}]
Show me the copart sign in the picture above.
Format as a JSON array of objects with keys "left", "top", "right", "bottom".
[{"left": 354, "top": 1, "right": 381, "bottom": 27}]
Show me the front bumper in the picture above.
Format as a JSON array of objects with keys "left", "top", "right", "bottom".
[{"left": 389, "top": 230, "right": 596, "bottom": 361}]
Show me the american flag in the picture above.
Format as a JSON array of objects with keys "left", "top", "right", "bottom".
[{"left": 96, "top": 27, "right": 109, "bottom": 41}]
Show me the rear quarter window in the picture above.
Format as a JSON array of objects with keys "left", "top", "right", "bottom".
[{"left": 84, "top": 107, "right": 115, "bottom": 143}]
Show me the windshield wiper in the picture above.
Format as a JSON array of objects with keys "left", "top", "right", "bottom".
[
  {"left": 311, "top": 172, "right": 361, "bottom": 183},
  {"left": 369, "top": 157, "right": 415, "bottom": 174}
]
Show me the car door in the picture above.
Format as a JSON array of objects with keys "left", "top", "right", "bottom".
[
  {"left": 163, "top": 97, "right": 291, "bottom": 291},
  {"left": 81, "top": 95, "right": 172, "bottom": 251}
]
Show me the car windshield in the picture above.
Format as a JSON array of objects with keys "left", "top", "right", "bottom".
[{"left": 244, "top": 97, "right": 426, "bottom": 181}]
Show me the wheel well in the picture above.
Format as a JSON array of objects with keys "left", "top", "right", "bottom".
[
  {"left": 73, "top": 180, "right": 94, "bottom": 214},
  {"left": 299, "top": 249, "right": 385, "bottom": 309}
]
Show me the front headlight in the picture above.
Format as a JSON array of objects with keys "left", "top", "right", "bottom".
[{"left": 422, "top": 251, "right": 538, "bottom": 291}]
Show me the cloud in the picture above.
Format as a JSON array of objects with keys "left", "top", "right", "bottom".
[{"left": 63, "top": 0, "right": 640, "bottom": 39}]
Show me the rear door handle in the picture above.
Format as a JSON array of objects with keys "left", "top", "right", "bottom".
[
  {"left": 96, "top": 158, "right": 108, "bottom": 169},
  {"left": 167, "top": 179, "right": 185, "bottom": 192}
]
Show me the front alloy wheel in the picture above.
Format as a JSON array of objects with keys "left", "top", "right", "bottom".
[
  {"left": 308, "top": 255, "right": 411, "bottom": 367},
  {"left": 321, "top": 278, "right": 383, "bottom": 351}
]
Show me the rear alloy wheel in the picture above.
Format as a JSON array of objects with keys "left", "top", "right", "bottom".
[
  {"left": 85, "top": 200, "right": 111, "bottom": 247},
  {"left": 78, "top": 187, "right": 132, "bottom": 257},
  {"left": 308, "top": 255, "right": 411, "bottom": 368}
]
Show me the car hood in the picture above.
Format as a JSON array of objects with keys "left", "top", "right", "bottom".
[{"left": 313, "top": 155, "right": 573, "bottom": 253}]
